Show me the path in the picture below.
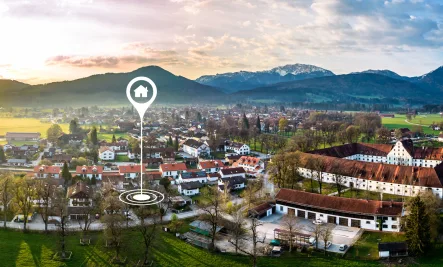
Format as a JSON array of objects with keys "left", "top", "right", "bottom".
[{"left": 404, "top": 119, "right": 428, "bottom": 127}]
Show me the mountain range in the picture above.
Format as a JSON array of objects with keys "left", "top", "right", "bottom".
[{"left": 0, "top": 64, "right": 442, "bottom": 107}]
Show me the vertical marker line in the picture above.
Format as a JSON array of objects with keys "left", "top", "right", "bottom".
[{"left": 140, "top": 118, "right": 143, "bottom": 195}]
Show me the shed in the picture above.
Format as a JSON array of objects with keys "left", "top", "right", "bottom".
[{"left": 378, "top": 242, "right": 408, "bottom": 258}]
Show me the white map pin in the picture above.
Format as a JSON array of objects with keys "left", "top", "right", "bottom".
[{"left": 126, "top": 76, "right": 157, "bottom": 120}]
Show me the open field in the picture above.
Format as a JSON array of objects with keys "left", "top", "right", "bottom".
[
  {"left": 345, "top": 232, "right": 406, "bottom": 260},
  {"left": 0, "top": 118, "right": 69, "bottom": 138},
  {"left": 97, "top": 133, "right": 128, "bottom": 142},
  {"left": 382, "top": 114, "right": 443, "bottom": 135}
]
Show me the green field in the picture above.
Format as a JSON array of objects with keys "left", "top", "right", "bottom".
[
  {"left": 97, "top": 133, "right": 128, "bottom": 142},
  {"left": 345, "top": 232, "right": 406, "bottom": 260},
  {"left": 382, "top": 114, "right": 443, "bottom": 135},
  {"left": 0, "top": 118, "right": 69, "bottom": 138}
]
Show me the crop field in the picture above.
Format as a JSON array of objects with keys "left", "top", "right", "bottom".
[
  {"left": 0, "top": 118, "right": 69, "bottom": 138},
  {"left": 382, "top": 114, "right": 443, "bottom": 135}
]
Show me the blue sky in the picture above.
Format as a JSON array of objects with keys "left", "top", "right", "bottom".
[{"left": 0, "top": 0, "right": 442, "bottom": 84}]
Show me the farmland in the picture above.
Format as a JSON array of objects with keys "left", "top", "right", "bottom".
[{"left": 382, "top": 114, "right": 443, "bottom": 135}]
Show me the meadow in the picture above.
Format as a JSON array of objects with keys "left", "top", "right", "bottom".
[{"left": 382, "top": 114, "right": 443, "bottom": 135}]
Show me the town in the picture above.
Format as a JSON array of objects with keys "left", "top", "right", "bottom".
[{"left": 1, "top": 104, "right": 443, "bottom": 266}]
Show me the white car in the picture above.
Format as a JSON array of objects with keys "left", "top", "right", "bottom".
[
  {"left": 313, "top": 219, "right": 323, "bottom": 225},
  {"left": 325, "top": 241, "right": 332, "bottom": 249},
  {"left": 339, "top": 244, "right": 348, "bottom": 251}
]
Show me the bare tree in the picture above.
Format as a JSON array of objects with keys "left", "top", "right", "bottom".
[
  {"left": 331, "top": 160, "right": 346, "bottom": 197},
  {"left": 320, "top": 225, "right": 332, "bottom": 254},
  {"left": 311, "top": 224, "right": 322, "bottom": 249},
  {"left": 228, "top": 217, "right": 266, "bottom": 267},
  {"left": 0, "top": 172, "right": 13, "bottom": 228},
  {"left": 35, "top": 179, "right": 57, "bottom": 232},
  {"left": 228, "top": 210, "right": 247, "bottom": 254},
  {"left": 103, "top": 212, "right": 125, "bottom": 262},
  {"left": 134, "top": 205, "right": 159, "bottom": 265},
  {"left": 53, "top": 189, "right": 70, "bottom": 259},
  {"left": 78, "top": 192, "right": 102, "bottom": 244},
  {"left": 198, "top": 186, "right": 223, "bottom": 250},
  {"left": 12, "top": 178, "right": 36, "bottom": 232},
  {"left": 281, "top": 214, "right": 300, "bottom": 252}
]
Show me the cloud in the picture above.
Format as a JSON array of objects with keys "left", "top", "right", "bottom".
[{"left": 186, "top": 24, "right": 195, "bottom": 30}]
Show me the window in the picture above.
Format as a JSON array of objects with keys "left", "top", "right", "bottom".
[
  {"left": 392, "top": 225, "right": 398, "bottom": 229},
  {"left": 280, "top": 206, "right": 283, "bottom": 212},
  {"left": 366, "top": 221, "right": 371, "bottom": 224},
  {"left": 382, "top": 225, "right": 388, "bottom": 229},
  {"left": 320, "top": 214, "right": 324, "bottom": 217}
]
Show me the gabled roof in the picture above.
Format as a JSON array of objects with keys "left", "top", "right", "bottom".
[
  {"left": 235, "top": 156, "right": 261, "bottom": 167},
  {"left": 309, "top": 143, "right": 393, "bottom": 158},
  {"left": 378, "top": 242, "right": 408, "bottom": 252},
  {"left": 75, "top": 165, "right": 103, "bottom": 174},
  {"left": 276, "top": 188, "right": 403, "bottom": 216},
  {"left": 220, "top": 167, "right": 245, "bottom": 175},
  {"left": 179, "top": 181, "right": 205, "bottom": 190},
  {"left": 118, "top": 164, "right": 146, "bottom": 173},
  {"left": 160, "top": 163, "right": 187, "bottom": 172},
  {"left": 220, "top": 175, "right": 246, "bottom": 185},
  {"left": 181, "top": 171, "right": 207, "bottom": 179},
  {"left": 67, "top": 182, "right": 93, "bottom": 199},
  {"left": 34, "top": 165, "right": 60, "bottom": 174},
  {"left": 99, "top": 146, "right": 114, "bottom": 153},
  {"left": 199, "top": 160, "right": 224, "bottom": 169},
  {"left": 183, "top": 139, "right": 205, "bottom": 149}
]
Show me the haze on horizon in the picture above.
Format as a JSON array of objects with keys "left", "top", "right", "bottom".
[{"left": 0, "top": 0, "right": 442, "bottom": 85}]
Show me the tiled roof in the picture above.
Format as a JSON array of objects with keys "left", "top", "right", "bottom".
[
  {"left": 276, "top": 188, "right": 403, "bottom": 216},
  {"left": 183, "top": 139, "right": 205, "bottom": 149},
  {"left": 34, "top": 165, "right": 60, "bottom": 174},
  {"left": 199, "top": 160, "right": 224, "bottom": 169},
  {"left": 118, "top": 164, "right": 146, "bottom": 173},
  {"left": 67, "top": 182, "right": 93, "bottom": 199},
  {"left": 75, "top": 165, "right": 103, "bottom": 174},
  {"left": 181, "top": 171, "right": 207, "bottom": 179},
  {"left": 220, "top": 167, "right": 246, "bottom": 175},
  {"left": 299, "top": 152, "right": 443, "bottom": 188},
  {"left": 309, "top": 143, "right": 393, "bottom": 158},
  {"left": 180, "top": 181, "right": 204, "bottom": 190},
  {"left": 160, "top": 163, "right": 187, "bottom": 172}
]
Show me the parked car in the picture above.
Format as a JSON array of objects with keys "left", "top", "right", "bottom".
[
  {"left": 325, "top": 241, "right": 332, "bottom": 249},
  {"left": 339, "top": 244, "right": 348, "bottom": 251},
  {"left": 313, "top": 219, "right": 323, "bottom": 225},
  {"left": 309, "top": 237, "right": 316, "bottom": 245}
]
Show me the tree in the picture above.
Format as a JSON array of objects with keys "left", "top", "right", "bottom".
[
  {"left": 69, "top": 118, "right": 79, "bottom": 134},
  {"left": 345, "top": 125, "right": 360, "bottom": 143},
  {"left": 376, "top": 127, "right": 391, "bottom": 144},
  {"left": 159, "top": 178, "right": 171, "bottom": 192},
  {"left": 197, "top": 112, "right": 202, "bottom": 122},
  {"left": 331, "top": 160, "right": 346, "bottom": 197},
  {"left": 78, "top": 192, "right": 102, "bottom": 243},
  {"left": 242, "top": 113, "right": 249, "bottom": 130},
  {"left": 0, "top": 172, "right": 13, "bottom": 228},
  {"left": 311, "top": 223, "right": 322, "bottom": 249},
  {"left": 198, "top": 186, "right": 223, "bottom": 250},
  {"left": 394, "top": 128, "right": 403, "bottom": 140},
  {"left": 320, "top": 225, "right": 332, "bottom": 254},
  {"left": 0, "top": 146, "right": 6, "bottom": 163},
  {"left": 36, "top": 179, "right": 57, "bottom": 232},
  {"left": 281, "top": 214, "right": 299, "bottom": 252},
  {"left": 39, "top": 159, "right": 53, "bottom": 166},
  {"left": 168, "top": 135, "right": 173, "bottom": 147},
  {"left": 417, "top": 191, "right": 441, "bottom": 242},
  {"left": 278, "top": 117, "right": 289, "bottom": 134},
  {"left": 13, "top": 178, "right": 36, "bottom": 232},
  {"left": 256, "top": 116, "right": 261, "bottom": 134},
  {"left": 47, "top": 124, "right": 63, "bottom": 144},
  {"left": 405, "top": 195, "right": 431, "bottom": 255},
  {"left": 112, "top": 134, "right": 116, "bottom": 143},
  {"left": 229, "top": 217, "right": 265, "bottom": 267},
  {"left": 89, "top": 126, "right": 98, "bottom": 146},
  {"left": 134, "top": 205, "right": 159, "bottom": 265},
  {"left": 61, "top": 162, "right": 72, "bottom": 188},
  {"left": 103, "top": 198, "right": 125, "bottom": 262},
  {"left": 53, "top": 189, "right": 70, "bottom": 259},
  {"left": 228, "top": 210, "right": 247, "bottom": 254},
  {"left": 174, "top": 136, "right": 179, "bottom": 152}
]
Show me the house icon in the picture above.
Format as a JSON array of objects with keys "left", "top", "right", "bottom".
[{"left": 134, "top": 85, "right": 149, "bottom": 98}]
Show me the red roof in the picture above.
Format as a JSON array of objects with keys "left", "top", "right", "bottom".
[
  {"left": 75, "top": 165, "right": 103, "bottom": 174},
  {"left": 234, "top": 156, "right": 261, "bottom": 167},
  {"left": 118, "top": 164, "right": 146, "bottom": 173},
  {"left": 34, "top": 165, "right": 60, "bottom": 174},
  {"left": 199, "top": 160, "right": 224, "bottom": 169},
  {"left": 276, "top": 188, "right": 403, "bottom": 216},
  {"left": 160, "top": 163, "right": 187, "bottom": 172}
]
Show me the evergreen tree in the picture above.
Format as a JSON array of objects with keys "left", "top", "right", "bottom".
[
  {"left": 69, "top": 119, "right": 79, "bottom": 134},
  {"left": 61, "top": 162, "right": 72, "bottom": 188},
  {"left": 0, "top": 146, "right": 5, "bottom": 163},
  {"left": 89, "top": 126, "right": 98, "bottom": 145},
  {"left": 168, "top": 135, "right": 173, "bottom": 147},
  {"left": 256, "top": 116, "right": 261, "bottom": 134},
  {"left": 174, "top": 136, "right": 179, "bottom": 152},
  {"left": 112, "top": 134, "right": 116, "bottom": 143},
  {"left": 197, "top": 112, "right": 202, "bottom": 122},
  {"left": 242, "top": 113, "right": 249, "bottom": 129},
  {"left": 91, "top": 175, "right": 97, "bottom": 185},
  {"left": 405, "top": 196, "right": 431, "bottom": 255}
]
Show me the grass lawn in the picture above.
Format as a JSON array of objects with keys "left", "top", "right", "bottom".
[
  {"left": 345, "top": 231, "right": 406, "bottom": 260},
  {"left": 341, "top": 189, "right": 406, "bottom": 202},
  {"left": 114, "top": 155, "right": 130, "bottom": 162},
  {"left": 300, "top": 179, "right": 338, "bottom": 195},
  {"left": 97, "top": 133, "right": 128, "bottom": 142},
  {"left": 212, "top": 151, "right": 226, "bottom": 159},
  {"left": 0, "top": 118, "right": 69, "bottom": 138},
  {"left": 382, "top": 114, "right": 443, "bottom": 135}
]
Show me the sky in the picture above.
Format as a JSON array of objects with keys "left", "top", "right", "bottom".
[{"left": 0, "top": 0, "right": 442, "bottom": 84}]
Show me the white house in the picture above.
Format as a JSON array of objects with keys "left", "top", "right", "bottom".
[
  {"left": 183, "top": 139, "right": 210, "bottom": 158},
  {"left": 178, "top": 170, "right": 208, "bottom": 184},
  {"left": 118, "top": 164, "right": 146, "bottom": 179},
  {"left": 178, "top": 181, "right": 204, "bottom": 196},
  {"left": 218, "top": 176, "right": 246, "bottom": 192},
  {"left": 219, "top": 167, "right": 246, "bottom": 179},
  {"left": 198, "top": 160, "right": 224, "bottom": 173},
  {"left": 274, "top": 188, "right": 403, "bottom": 232},
  {"left": 134, "top": 85, "right": 148, "bottom": 98},
  {"left": 75, "top": 165, "right": 103, "bottom": 180},
  {"left": 225, "top": 141, "right": 250, "bottom": 155},
  {"left": 67, "top": 182, "right": 94, "bottom": 220},
  {"left": 99, "top": 146, "right": 115, "bottom": 161},
  {"left": 233, "top": 156, "right": 264, "bottom": 177},
  {"left": 159, "top": 163, "right": 187, "bottom": 179},
  {"left": 33, "top": 165, "right": 60, "bottom": 179}
]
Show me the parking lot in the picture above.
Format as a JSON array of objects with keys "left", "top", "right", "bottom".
[{"left": 257, "top": 214, "right": 362, "bottom": 254}]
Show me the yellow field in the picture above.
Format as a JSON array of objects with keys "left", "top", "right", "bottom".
[{"left": 0, "top": 118, "right": 69, "bottom": 138}]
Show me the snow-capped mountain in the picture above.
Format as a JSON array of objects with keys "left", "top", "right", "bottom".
[{"left": 196, "top": 64, "right": 334, "bottom": 92}]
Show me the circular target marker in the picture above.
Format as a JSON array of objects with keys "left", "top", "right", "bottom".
[{"left": 118, "top": 189, "right": 164, "bottom": 206}]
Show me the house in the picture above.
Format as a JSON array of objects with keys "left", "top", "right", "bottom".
[
  {"left": 99, "top": 146, "right": 115, "bottom": 161},
  {"left": 178, "top": 170, "right": 208, "bottom": 184},
  {"left": 6, "top": 159, "right": 27, "bottom": 166},
  {"left": 219, "top": 167, "right": 246, "bottom": 178},
  {"left": 146, "top": 171, "right": 162, "bottom": 185},
  {"left": 159, "top": 163, "right": 187, "bottom": 179},
  {"left": 183, "top": 139, "right": 210, "bottom": 158},
  {"left": 225, "top": 154, "right": 241, "bottom": 165},
  {"left": 134, "top": 85, "right": 148, "bottom": 98},
  {"left": 66, "top": 182, "right": 94, "bottom": 220},
  {"left": 233, "top": 156, "right": 264, "bottom": 177},
  {"left": 178, "top": 181, "right": 204, "bottom": 196},
  {"left": 218, "top": 176, "right": 246, "bottom": 192},
  {"left": 33, "top": 165, "right": 61, "bottom": 179},
  {"left": 275, "top": 188, "right": 403, "bottom": 232},
  {"left": 224, "top": 141, "right": 250, "bottom": 155},
  {"left": 75, "top": 165, "right": 103, "bottom": 180},
  {"left": 248, "top": 202, "right": 274, "bottom": 219},
  {"left": 117, "top": 121, "right": 135, "bottom": 131},
  {"left": 378, "top": 242, "right": 408, "bottom": 258},
  {"left": 6, "top": 132, "right": 41, "bottom": 142},
  {"left": 58, "top": 133, "right": 83, "bottom": 145},
  {"left": 198, "top": 160, "right": 224, "bottom": 173},
  {"left": 118, "top": 164, "right": 146, "bottom": 179}
]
